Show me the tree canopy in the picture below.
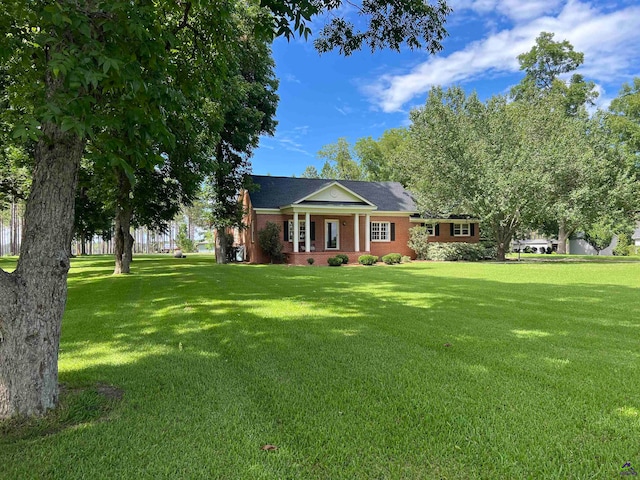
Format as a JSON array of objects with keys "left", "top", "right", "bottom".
[{"left": 0, "top": 0, "right": 454, "bottom": 419}]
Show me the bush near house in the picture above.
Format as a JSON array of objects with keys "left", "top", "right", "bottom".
[
  {"left": 382, "top": 253, "right": 402, "bottom": 264},
  {"left": 358, "top": 254, "right": 378, "bottom": 265},
  {"left": 327, "top": 256, "right": 343, "bottom": 266},
  {"left": 258, "top": 221, "right": 285, "bottom": 263},
  {"left": 408, "top": 226, "right": 429, "bottom": 260},
  {"left": 401, "top": 255, "right": 411, "bottom": 263},
  {"left": 335, "top": 253, "right": 349, "bottom": 265},
  {"left": 427, "top": 242, "right": 495, "bottom": 261},
  {"left": 307, "top": 257, "right": 315, "bottom": 265}
]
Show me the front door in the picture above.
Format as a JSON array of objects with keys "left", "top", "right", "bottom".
[{"left": 325, "top": 220, "right": 339, "bottom": 250}]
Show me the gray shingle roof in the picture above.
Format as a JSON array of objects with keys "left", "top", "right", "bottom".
[{"left": 248, "top": 175, "right": 418, "bottom": 212}]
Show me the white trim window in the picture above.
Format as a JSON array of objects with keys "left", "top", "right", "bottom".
[
  {"left": 454, "top": 223, "right": 470, "bottom": 236},
  {"left": 425, "top": 223, "right": 435, "bottom": 235},
  {"left": 288, "top": 220, "right": 306, "bottom": 242},
  {"left": 371, "top": 221, "right": 390, "bottom": 242}
]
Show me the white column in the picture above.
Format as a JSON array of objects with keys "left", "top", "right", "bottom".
[
  {"left": 354, "top": 213, "right": 360, "bottom": 252},
  {"left": 365, "top": 214, "right": 371, "bottom": 252},
  {"left": 305, "top": 212, "right": 311, "bottom": 253},
  {"left": 293, "top": 212, "right": 299, "bottom": 253}
]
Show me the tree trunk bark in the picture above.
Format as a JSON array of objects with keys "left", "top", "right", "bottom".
[
  {"left": 496, "top": 242, "right": 506, "bottom": 262},
  {"left": 494, "top": 225, "right": 515, "bottom": 262},
  {"left": 216, "top": 229, "right": 228, "bottom": 264},
  {"left": 0, "top": 122, "right": 84, "bottom": 419},
  {"left": 557, "top": 223, "right": 569, "bottom": 254},
  {"left": 113, "top": 170, "right": 134, "bottom": 275},
  {"left": 114, "top": 212, "right": 133, "bottom": 273}
]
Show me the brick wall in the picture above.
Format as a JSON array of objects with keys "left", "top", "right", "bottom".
[
  {"left": 367, "top": 216, "right": 414, "bottom": 258},
  {"left": 242, "top": 207, "right": 480, "bottom": 264}
]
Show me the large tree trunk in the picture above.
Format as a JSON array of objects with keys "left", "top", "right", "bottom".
[
  {"left": 0, "top": 123, "right": 84, "bottom": 419},
  {"left": 557, "top": 222, "right": 569, "bottom": 254},
  {"left": 494, "top": 225, "right": 515, "bottom": 262},
  {"left": 113, "top": 170, "right": 134, "bottom": 274},
  {"left": 216, "top": 229, "right": 228, "bottom": 264},
  {"left": 113, "top": 210, "right": 134, "bottom": 274}
]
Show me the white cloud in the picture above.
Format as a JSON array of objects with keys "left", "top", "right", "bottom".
[
  {"left": 365, "top": 1, "right": 640, "bottom": 112},
  {"left": 283, "top": 73, "right": 301, "bottom": 84},
  {"left": 452, "top": 0, "right": 564, "bottom": 21},
  {"left": 293, "top": 125, "right": 310, "bottom": 135},
  {"left": 270, "top": 127, "right": 314, "bottom": 157}
]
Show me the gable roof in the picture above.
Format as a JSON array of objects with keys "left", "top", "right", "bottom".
[{"left": 248, "top": 175, "right": 418, "bottom": 212}]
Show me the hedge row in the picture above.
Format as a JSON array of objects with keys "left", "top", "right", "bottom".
[{"left": 426, "top": 242, "right": 496, "bottom": 261}]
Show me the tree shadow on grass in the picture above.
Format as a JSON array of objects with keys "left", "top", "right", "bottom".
[{"left": 5, "top": 258, "right": 639, "bottom": 478}]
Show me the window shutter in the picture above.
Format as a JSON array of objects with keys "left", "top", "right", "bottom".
[
  {"left": 450, "top": 223, "right": 454, "bottom": 236},
  {"left": 284, "top": 221, "right": 288, "bottom": 241},
  {"left": 435, "top": 224, "right": 440, "bottom": 236},
  {"left": 470, "top": 223, "right": 475, "bottom": 236},
  {"left": 390, "top": 223, "right": 396, "bottom": 241},
  {"left": 310, "top": 222, "right": 315, "bottom": 241}
]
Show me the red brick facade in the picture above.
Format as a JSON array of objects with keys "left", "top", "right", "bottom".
[{"left": 239, "top": 192, "right": 479, "bottom": 264}]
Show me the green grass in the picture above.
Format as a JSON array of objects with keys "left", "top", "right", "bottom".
[{"left": 1, "top": 255, "right": 640, "bottom": 479}]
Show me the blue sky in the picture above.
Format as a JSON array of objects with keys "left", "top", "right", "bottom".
[{"left": 251, "top": 0, "right": 640, "bottom": 177}]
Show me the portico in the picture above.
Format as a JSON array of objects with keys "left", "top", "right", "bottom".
[{"left": 286, "top": 208, "right": 375, "bottom": 255}]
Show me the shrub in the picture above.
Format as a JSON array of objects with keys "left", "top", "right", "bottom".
[
  {"left": 258, "top": 222, "right": 285, "bottom": 263},
  {"left": 614, "top": 233, "right": 632, "bottom": 256},
  {"left": 335, "top": 253, "right": 349, "bottom": 264},
  {"left": 382, "top": 253, "right": 402, "bottom": 264},
  {"left": 545, "top": 246, "right": 552, "bottom": 254},
  {"left": 408, "top": 226, "right": 429, "bottom": 260},
  {"left": 401, "top": 255, "right": 411, "bottom": 263},
  {"left": 175, "top": 224, "right": 196, "bottom": 253},
  {"left": 327, "top": 256, "right": 343, "bottom": 266},
  {"left": 523, "top": 246, "right": 532, "bottom": 254},
  {"left": 358, "top": 254, "right": 378, "bottom": 265},
  {"left": 426, "top": 242, "right": 495, "bottom": 261},
  {"left": 307, "top": 257, "right": 315, "bottom": 265}
]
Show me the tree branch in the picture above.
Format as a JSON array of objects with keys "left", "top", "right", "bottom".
[{"left": 173, "top": 2, "right": 192, "bottom": 35}]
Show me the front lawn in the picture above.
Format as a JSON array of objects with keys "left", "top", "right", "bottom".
[{"left": 2, "top": 255, "right": 639, "bottom": 478}]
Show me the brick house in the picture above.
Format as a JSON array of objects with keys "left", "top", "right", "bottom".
[{"left": 240, "top": 175, "right": 480, "bottom": 265}]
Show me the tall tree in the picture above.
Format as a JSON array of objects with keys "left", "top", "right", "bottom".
[
  {"left": 355, "top": 128, "right": 408, "bottom": 182},
  {"left": 608, "top": 78, "right": 640, "bottom": 176},
  {"left": 301, "top": 165, "right": 320, "bottom": 178},
  {"left": 512, "top": 32, "right": 599, "bottom": 252},
  {"left": 208, "top": 17, "right": 278, "bottom": 264},
  {"left": 0, "top": 0, "right": 451, "bottom": 419},
  {"left": 402, "top": 86, "right": 592, "bottom": 260},
  {"left": 512, "top": 31, "right": 598, "bottom": 116},
  {"left": 316, "top": 137, "right": 364, "bottom": 180}
]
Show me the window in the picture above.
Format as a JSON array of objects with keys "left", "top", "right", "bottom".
[
  {"left": 453, "top": 223, "right": 470, "bottom": 236},
  {"left": 371, "top": 222, "right": 390, "bottom": 242},
  {"left": 287, "top": 220, "right": 306, "bottom": 242},
  {"left": 425, "top": 223, "right": 435, "bottom": 235}
]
